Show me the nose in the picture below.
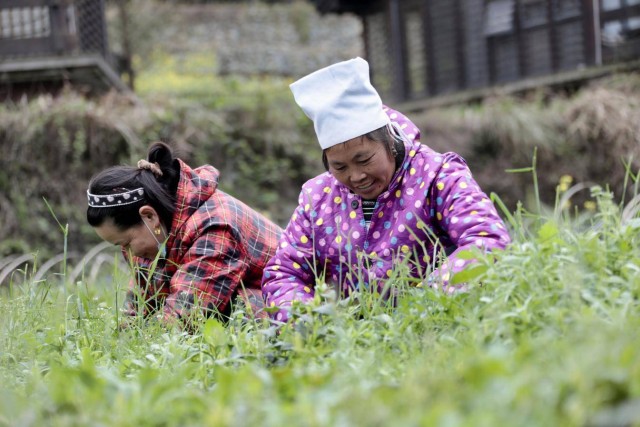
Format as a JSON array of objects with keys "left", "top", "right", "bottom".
[{"left": 350, "top": 168, "right": 367, "bottom": 184}]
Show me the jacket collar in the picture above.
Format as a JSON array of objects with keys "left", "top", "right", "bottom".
[{"left": 166, "top": 159, "right": 220, "bottom": 251}]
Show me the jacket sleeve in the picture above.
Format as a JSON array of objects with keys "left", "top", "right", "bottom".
[
  {"left": 163, "top": 224, "right": 249, "bottom": 321},
  {"left": 427, "top": 152, "right": 511, "bottom": 291},
  {"left": 261, "top": 188, "right": 318, "bottom": 322}
]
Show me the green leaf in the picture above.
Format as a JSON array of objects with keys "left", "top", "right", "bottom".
[
  {"left": 537, "top": 220, "right": 559, "bottom": 242},
  {"left": 455, "top": 250, "right": 478, "bottom": 260},
  {"left": 451, "top": 264, "right": 488, "bottom": 285}
]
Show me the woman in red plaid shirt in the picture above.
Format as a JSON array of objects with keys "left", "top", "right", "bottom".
[{"left": 87, "top": 141, "right": 282, "bottom": 326}]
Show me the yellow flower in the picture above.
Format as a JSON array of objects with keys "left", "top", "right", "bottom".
[
  {"left": 558, "top": 174, "right": 573, "bottom": 192},
  {"left": 560, "top": 174, "right": 573, "bottom": 185},
  {"left": 584, "top": 201, "right": 597, "bottom": 212}
]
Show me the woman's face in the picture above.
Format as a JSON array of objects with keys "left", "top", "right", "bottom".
[
  {"left": 94, "top": 218, "right": 159, "bottom": 259},
  {"left": 325, "top": 136, "right": 395, "bottom": 199}
]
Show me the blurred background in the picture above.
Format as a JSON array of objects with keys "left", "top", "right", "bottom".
[{"left": 0, "top": 0, "right": 639, "bottom": 274}]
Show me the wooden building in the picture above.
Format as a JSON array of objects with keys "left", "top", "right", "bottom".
[
  {"left": 311, "top": 0, "right": 640, "bottom": 105},
  {"left": 0, "top": 0, "right": 127, "bottom": 98}
]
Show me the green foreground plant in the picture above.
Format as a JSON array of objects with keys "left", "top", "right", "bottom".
[{"left": 1, "top": 182, "right": 640, "bottom": 427}]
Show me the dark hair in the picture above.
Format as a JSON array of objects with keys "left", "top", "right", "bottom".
[
  {"left": 321, "top": 125, "right": 400, "bottom": 170},
  {"left": 87, "top": 142, "right": 181, "bottom": 230}
]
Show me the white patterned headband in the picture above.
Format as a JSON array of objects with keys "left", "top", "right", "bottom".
[{"left": 87, "top": 188, "right": 145, "bottom": 208}]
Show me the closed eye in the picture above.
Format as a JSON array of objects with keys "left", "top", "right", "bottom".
[{"left": 358, "top": 156, "right": 374, "bottom": 165}]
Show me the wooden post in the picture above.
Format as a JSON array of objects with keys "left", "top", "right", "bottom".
[
  {"left": 388, "top": 0, "right": 407, "bottom": 101},
  {"left": 423, "top": 1, "right": 437, "bottom": 95},
  {"left": 49, "top": 0, "right": 66, "bottom": 54},
  {"left": 117, "top": 0, "right": 134, "bottom": 90},
  {"left": 547, "top": 0, "right": 559, "bottom": 72},
  {"left": 582, "top": 0, "right": 598, "bottom": 66},
  {"left": 513, "top": 0, "right": 525, "bottom": 78},
  {"left": 454, "top": 0, "right": 467, "bottom": 90}
]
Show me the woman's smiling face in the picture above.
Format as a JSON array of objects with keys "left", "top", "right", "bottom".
[{"left": 325, "top": 136, "right": 396, "bottom": 199}]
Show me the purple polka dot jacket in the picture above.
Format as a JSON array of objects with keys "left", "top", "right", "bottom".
[{"left": 262, "top": 107, "right": 511, "bottom": 322}]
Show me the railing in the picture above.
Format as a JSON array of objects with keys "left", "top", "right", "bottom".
[{"left": 0, "top": 242, "right": 126, "bottom": 287}]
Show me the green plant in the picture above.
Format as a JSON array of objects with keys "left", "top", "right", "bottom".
[{"left": 1, "top": 170, "right": 639, "bottom": 426}]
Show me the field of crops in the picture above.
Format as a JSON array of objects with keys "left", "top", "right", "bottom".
[{"left": 1, "top": 183, "right": 639, "bottom": 427}]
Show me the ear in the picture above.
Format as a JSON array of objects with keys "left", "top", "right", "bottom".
[{"left": 138, "top": 205, "right": 160, "bottom": 225}]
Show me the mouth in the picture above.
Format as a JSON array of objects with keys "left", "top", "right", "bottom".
[{"left": 355, "top": 182, "right": 374, "bottom": 191}]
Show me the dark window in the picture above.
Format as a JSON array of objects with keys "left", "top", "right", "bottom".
[
  {"left": 0, "top": 7, "right": 51, "bottom": 39},
  {"left": 485, "top": 0, "right": 515, "bottom": 35},
  {"left": 600, "top": 0, "right": 640, "bottom": 63},
  {"left": 402, "top": 1, "right": 427, "bottom": 98},
  {"left": 520, "top": 0, "right": 548, "bottom": 29},
  {"left": 552, "top": 0, "right": 581, "bottom": 20}
]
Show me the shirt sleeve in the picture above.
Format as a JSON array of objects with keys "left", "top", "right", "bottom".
[
  {"left": 261, "top": 188, "right": 318, "bottom": 322},
  {"left": 162, "top": 224, "right": 248, "bottom": 322},
  {"left": 428, "top": 152, "right": 511, "bottom": 291}
]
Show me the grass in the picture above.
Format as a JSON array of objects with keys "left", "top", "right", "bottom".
[
  {"left": 1, "top": 182, "right": 639, "bottom": 427},
  {"left": 133, "top": 50, "right": 293, "bottom": 111}
]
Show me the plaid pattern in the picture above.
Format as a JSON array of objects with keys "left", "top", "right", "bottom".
[{"left": 124, "top": 159, "right": 281, "bottom": 322}]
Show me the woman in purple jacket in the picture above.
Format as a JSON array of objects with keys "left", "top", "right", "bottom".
[{"left": 262, "top": 57, "right": 511, "bottom": 322}]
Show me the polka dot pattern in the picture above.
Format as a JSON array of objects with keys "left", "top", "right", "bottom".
[{"left": 262, "top": 106, "right": 511, "bottom": 322}]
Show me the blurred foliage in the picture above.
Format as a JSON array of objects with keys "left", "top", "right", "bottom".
[
  {"left": 411, "top": 72, "right": 640, "bottom": 212},
  {"left": 0, "top": 78, "right": 321, "bottom": 257},
  {"left": 2, "top": 72, "right": 640, "bottom": 257},
  {"left": 2, "top": 0, "right": 639, "bottom": 260}
]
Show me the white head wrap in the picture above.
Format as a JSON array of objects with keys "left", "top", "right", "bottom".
[{"left": 290, "top": 57, "right": 390, "bottom": 150}]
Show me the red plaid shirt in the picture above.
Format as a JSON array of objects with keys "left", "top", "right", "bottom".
[{"left": 124, "top": 159, "right": 281, "bottom": 322}]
